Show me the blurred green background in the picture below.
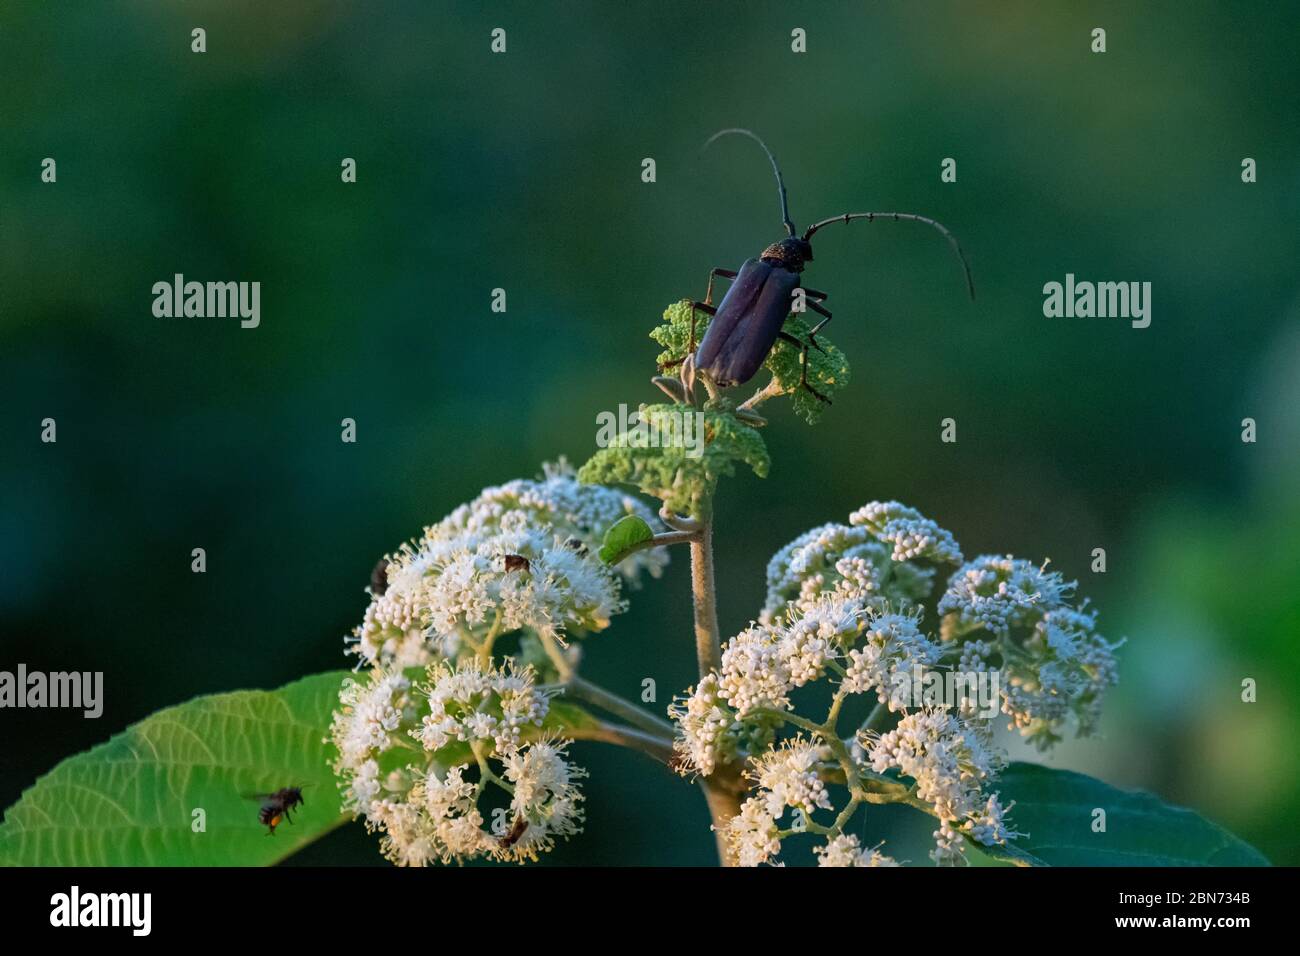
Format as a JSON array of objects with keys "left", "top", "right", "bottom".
[{"left": 2, "top": 1, "right": 1297, "bottom": 865}]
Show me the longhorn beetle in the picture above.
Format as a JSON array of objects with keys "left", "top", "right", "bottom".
[{"left": 663, "top": 129, "right": 974, "bottom": 406}]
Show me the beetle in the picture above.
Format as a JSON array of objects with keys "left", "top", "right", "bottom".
[{"left": 663, "top": 128, "right": 974, "bottom": 405}]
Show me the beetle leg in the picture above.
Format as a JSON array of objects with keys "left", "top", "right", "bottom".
[
  {"left": 659, "top": 301, "right": 716, "bottom": 371},
  {"left": 777, "top": 331, "right": 831, "bottom": 405},
  {"left": 804, "top": 299, "right": 832, "bottom": 351},
  {"left": 801, "top": 287, "right": 829, "bottom": 301},
  {"left": 705, "top": 267, "right": 738, "bottom": 306}
]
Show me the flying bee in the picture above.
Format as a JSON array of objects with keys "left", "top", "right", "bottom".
[
  {"left": 244, "top": 786, "right": 306, "bottom": 836},
  {"left": 498, "top": 814, "right": 529, "bottom": 849},
  {"left": 370, "top": 558, "right": 390, "bottom": 596},
  {"left": 503, "top": 554, "right": 530, "bottom": 573}
]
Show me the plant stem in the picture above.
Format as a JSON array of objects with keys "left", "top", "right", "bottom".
[
  {"left": 567, "top": 721, "right": 675, "bottom": 764},
  {"left": 690, "top": 515, "right": 723, "bottom": 675},
  {"left": 749, "top": 706, "right": 824, "bottom": 737},
  {"left": 701, "top": 771, "right": 745, "bottom": 865},
  {"left": 478, "top": 609, "right": 504, "bottom": 666},
  {"left": 536, "top": 630, "right": 675, "bottom": 738},
  {"left": 626, "top": 529, "right": 699, "bottom": 557},
  {"left": 567, "top": 674, "right": 675, "bottom": 737},
  {"left": 859, "top": 701, "right": 891, "bottom": 735},
  {"left": 659, "top": 506, "right": 701, "bottom": 533},
  {"left": 738, "top": 377, "right": 783, "bottom": 411},
  {"left": 687, "top": 510, "right": 744, "bottom": 863},
  {"left": 539, "top": 632, "right": 577, "bottom": 681}
]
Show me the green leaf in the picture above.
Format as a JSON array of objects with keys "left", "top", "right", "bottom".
[
  {"left": 979, "top": 762, "right": 1270, "bottom": 867},
  {"left": 598, "top": 514, "right": 656, "bottom": 566},
  {"left": 0, "top": 671, "right": 352, "bottom": 866},
  {"left": 579, "top": 404, "right": 769, "bottom": 517}
]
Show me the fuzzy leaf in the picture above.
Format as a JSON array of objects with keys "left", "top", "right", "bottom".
[
  {"left": 598, "top": 514, "right": 656, "bottom": 566},
  {"left": 649, "top": 299, "right": 706, "bottom": 366},
  {"left": 579, "top": 403, "right": 769, "bottom": 517},
  {"left": 766, "top": 314, "right": 851, "bottom": 423}
]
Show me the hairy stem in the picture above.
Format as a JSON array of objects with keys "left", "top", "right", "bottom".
[
  {"left": 701, "top": 770, "right": 746, "bottom": 865},
  {"left": 690, "top": 516, "right": 723, "bottom": 675},
  {"left": 536, "top": 630, "right": 674, "bottom": 738},
  {"left": 859, "top": 701, "right": 891, "bottom": 736},
  {"left": 567, "top": 674, "right": 675, "bottom": 737},
  {"left": 539, "top": 632, "right": 577, "bottom": 681},
  {"left": 739, "top": 377, "right": 784, "bottom": 411},
  {"left": 567, "top": 721, "right": 675, "bottom": 764},
  {"left": 687, "top": 511, "right": 744, "bottom": 863}
]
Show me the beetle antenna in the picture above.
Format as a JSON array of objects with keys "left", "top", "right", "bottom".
[
  {"left": 703, "top": 128, "right": 796, "bottom": 237},
  {"left": 802, "top": 211, "right": 976, "bottom": 300}
]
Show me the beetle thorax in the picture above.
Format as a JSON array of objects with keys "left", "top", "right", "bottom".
[{"left": 760, "top": 237, "right": 813, "bottom": 272}]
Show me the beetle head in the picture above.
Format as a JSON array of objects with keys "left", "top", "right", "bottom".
[{"left": 761, "top": 237, "right": 814, "bottom": 272}]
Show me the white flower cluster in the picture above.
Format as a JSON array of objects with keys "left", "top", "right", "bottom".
[
  {"left": 721, "top": 738, "right": 907, "bottom": 868},
  {"left": 442, "top": 461, "right": 670, "bottom": 586},
  {"left": 720, "top": 598, "right": 864, "bottom": 714},
  {"left": 751, "top": 737, "right": 833, "bottom": 817},
  {"left": 351, "top": 460, "right": 664, "bottom": 668},
  {"left": 842, "top": 612, "right": 943, "bottom": 709},
  {"left": 761, "top": 521, "right": 940, "bottom": 625},
  {"left": 1004, "top": 606, "right": 1120, "bottom": 747},
  {"left": 330, "top": 670, "right": 417, "bottom": 813},
  {"left": 722, "top": 795, "right": 784, "bottom": 867},
  {"left": 416, "top": 659, "right": 550, "bottom": 756},
  {"left": 671, "top": 593, "right": 880, "bottom": 775},
  {"left": 938, "top": 555, "right": 1069, "bottom": 638},
  {"left": 939, "top": 556, "right": 1122, "bottom": 749},
  {"left": 815, "top": 834, "right": 900, "bottom": 868},
  {"left": 331, "top": 465, "right": 663, "bottom": 866},
  {"left": 721, "top": 738, "right": 832, "bottom": 867},
  {"left": 849, "top": 501, "right": 964, "bottom": 564},
  {"left": 673, "top": 500, "right": 1120, "bottom": 866},
  {"left": 667, "top": 674, "right": 760, "bottom": 777},
  {"left": 331, "top": 659, "right": 586, "bottom": 865},
  {"left": 862, "top": 709, "right": 1016, "bottom": 865}
]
